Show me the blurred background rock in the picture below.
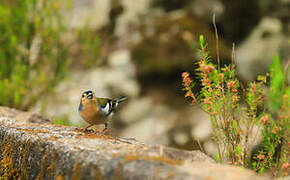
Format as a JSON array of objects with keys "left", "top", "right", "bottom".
[{"left": 0, "top": 0, "right": 289, "bottom": 157}]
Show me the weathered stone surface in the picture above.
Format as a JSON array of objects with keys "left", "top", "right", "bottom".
[{"left": 0, "top": 107, "right": 269, "bottom": 180}]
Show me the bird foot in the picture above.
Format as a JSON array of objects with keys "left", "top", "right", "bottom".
[
  {"left": 103, "top": 128, "right": 114, "bottom": 135},
  {"left": 102, "top": 123, "right": 109, "bottom": 133},
  {"left": 77, "top": 127, "right": 94, "bottom": 133},
  {"left": 102, "top": 128, "right": 108, "bottom": 133}
]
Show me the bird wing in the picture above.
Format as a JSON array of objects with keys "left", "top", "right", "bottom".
[{"left": 96, "top": 98, "right": 114, "bottom": 116}]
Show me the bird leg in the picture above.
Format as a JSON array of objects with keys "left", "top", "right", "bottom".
[
  {"left": 102, "top": 122, "right": 108, "bottom": 132},
  {"left": 81, "top": 124, "right": 93, "bottom": 132}
]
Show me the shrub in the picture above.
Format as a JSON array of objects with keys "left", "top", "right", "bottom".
[
  {"left": 0, "top": 0, "right": 69, "bottom": 110},
  {"left": 182, "top": 35, "right": 289, "bottom": 177}
]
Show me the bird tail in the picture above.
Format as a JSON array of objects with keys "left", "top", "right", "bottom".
[
  {"left": 115, "top": 96, "right": 127, "bottom": 104},
  {"left": 111, "top": 96, "right": 127, "bottom": 113}
]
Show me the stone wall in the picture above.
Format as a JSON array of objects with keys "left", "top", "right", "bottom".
[{"left": 0, "top": 106, "right": 269, "bottom": 180}]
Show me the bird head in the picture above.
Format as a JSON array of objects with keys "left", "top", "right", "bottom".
[
  {"left": 79, "top": 90, "right": 95, "bottom": 111},
  {"left": 82, "top": 90, "right": 94, "bottom": 100}
]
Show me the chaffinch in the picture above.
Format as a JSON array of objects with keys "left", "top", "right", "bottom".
[{"left": 78, "top": 90, "right": 127, "bottom": 131}]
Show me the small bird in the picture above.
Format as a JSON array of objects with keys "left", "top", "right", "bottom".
[{"left": 78, "top": 90, "right": 127, "bottom": 131}]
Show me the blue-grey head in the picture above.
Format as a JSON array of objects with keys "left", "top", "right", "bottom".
[{"left": 78, "top": 90, "right": 94, "bottom": 111}]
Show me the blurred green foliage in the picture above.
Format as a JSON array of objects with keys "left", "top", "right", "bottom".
[
  {"left": 76, "top": 28, "right": 99, "bottom": 68},
  {"left": 0, "top": 0, "right": 69, "bottom": 110},
  {"left": 51, "top": 116, "right": 72, "bottom": 126},
  {"left": 268, "top": 55, "right": 288, "bottom": 112},
  {"left": 256, "top": 55, "right": 289, "bottom": 175}
]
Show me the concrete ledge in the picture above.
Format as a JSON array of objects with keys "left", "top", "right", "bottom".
[{"left": 0, "top": 106, "right": 268, "bottom": 180}]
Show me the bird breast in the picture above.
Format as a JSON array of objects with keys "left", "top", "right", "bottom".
[{"left": 80, "top": 104, "right": 106, "bottom": 125}]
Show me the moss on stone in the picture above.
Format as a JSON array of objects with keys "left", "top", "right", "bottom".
[
  {"left": 72, "top": 162, "right": 83, "bottom": 180},
  {"left": 0, "top": 132, "right": 57, "bottom": 179},
  {"left": 0, "top": 135, "right": 20, "bottom": 179}
]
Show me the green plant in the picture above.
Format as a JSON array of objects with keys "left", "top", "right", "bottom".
[
  {"left": 182, "top": 35, "right": 289, "bottom": 177},
  {"left": 52, "top": 116, "right": 73, "bottom": 126},
  {"left": 0, "top": 0, "right": 69, "bottom": 110},
  {"left": 251, "top": 56, "right": 289, "bottom": 175},
  {"left": 75, "top": 28, "right": 99, "bottom": 68}
]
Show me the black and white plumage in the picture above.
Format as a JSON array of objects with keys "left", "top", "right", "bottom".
[{"left": 96, "top": 96, "right": 127, "bottom": 117}]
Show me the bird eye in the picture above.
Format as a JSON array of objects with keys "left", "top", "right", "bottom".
[{"left": 82, "top": 94, "right": 85, "bottom": 98}]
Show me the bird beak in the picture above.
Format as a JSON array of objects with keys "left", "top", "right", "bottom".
[{"left": 87, "top": 94, "right": 93, "bottom": 99}]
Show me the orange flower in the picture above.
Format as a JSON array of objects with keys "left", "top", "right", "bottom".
[
  {"left": 250, "top": 83, "right": 256, "bottom": 94},
  {"left": 182, "top": 72, "right": 189, "bottom": 79},
  {"left": 282, "top": 162, "right": 289, "bottom": 170},
  {"left": 182, "top": 72, "right": 193, "bottom": 92},
  {"left": 200, "top": 62, "right": 206, "bottom": 72},
  {"left": 201, "top": 78, "right": 210, "bottom": 86},
  {"left": 260, "top": 115, "right": 269, "bottom": 125},
  {"left": 227, "top": 80, "right": 235, "bottom": 89},
  {"left": 272, "top": 126, "right": 281, "bottom": 135},
  {"left": 223, "top": 66, "right": 230, "bottom": 72},
  {"left": 206, "top": 65, "right": 215, "bottom": 73},
  {"left": 204, "top": 97, "right": 213, "bottom": 105},
  {"left": 232, "top": 94, "right": 239, "bottom": 102},
  {"left": 182, "top": 72, "right": 197, "bottom": 103},
  {"left": 200, "top": 62, "right": 214, "bottom": 73},
  {"left": 257, "top": 154, "right": 265, "bottom": 160},
  {"left": 210, "top": 111, "right": 218, "bottom": 115},
  {"left": 232, "top": 89, "right": 238, "bottom": 93},
  {"left": 186, "top": 91, "right": 193, "bottom": 98}
]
